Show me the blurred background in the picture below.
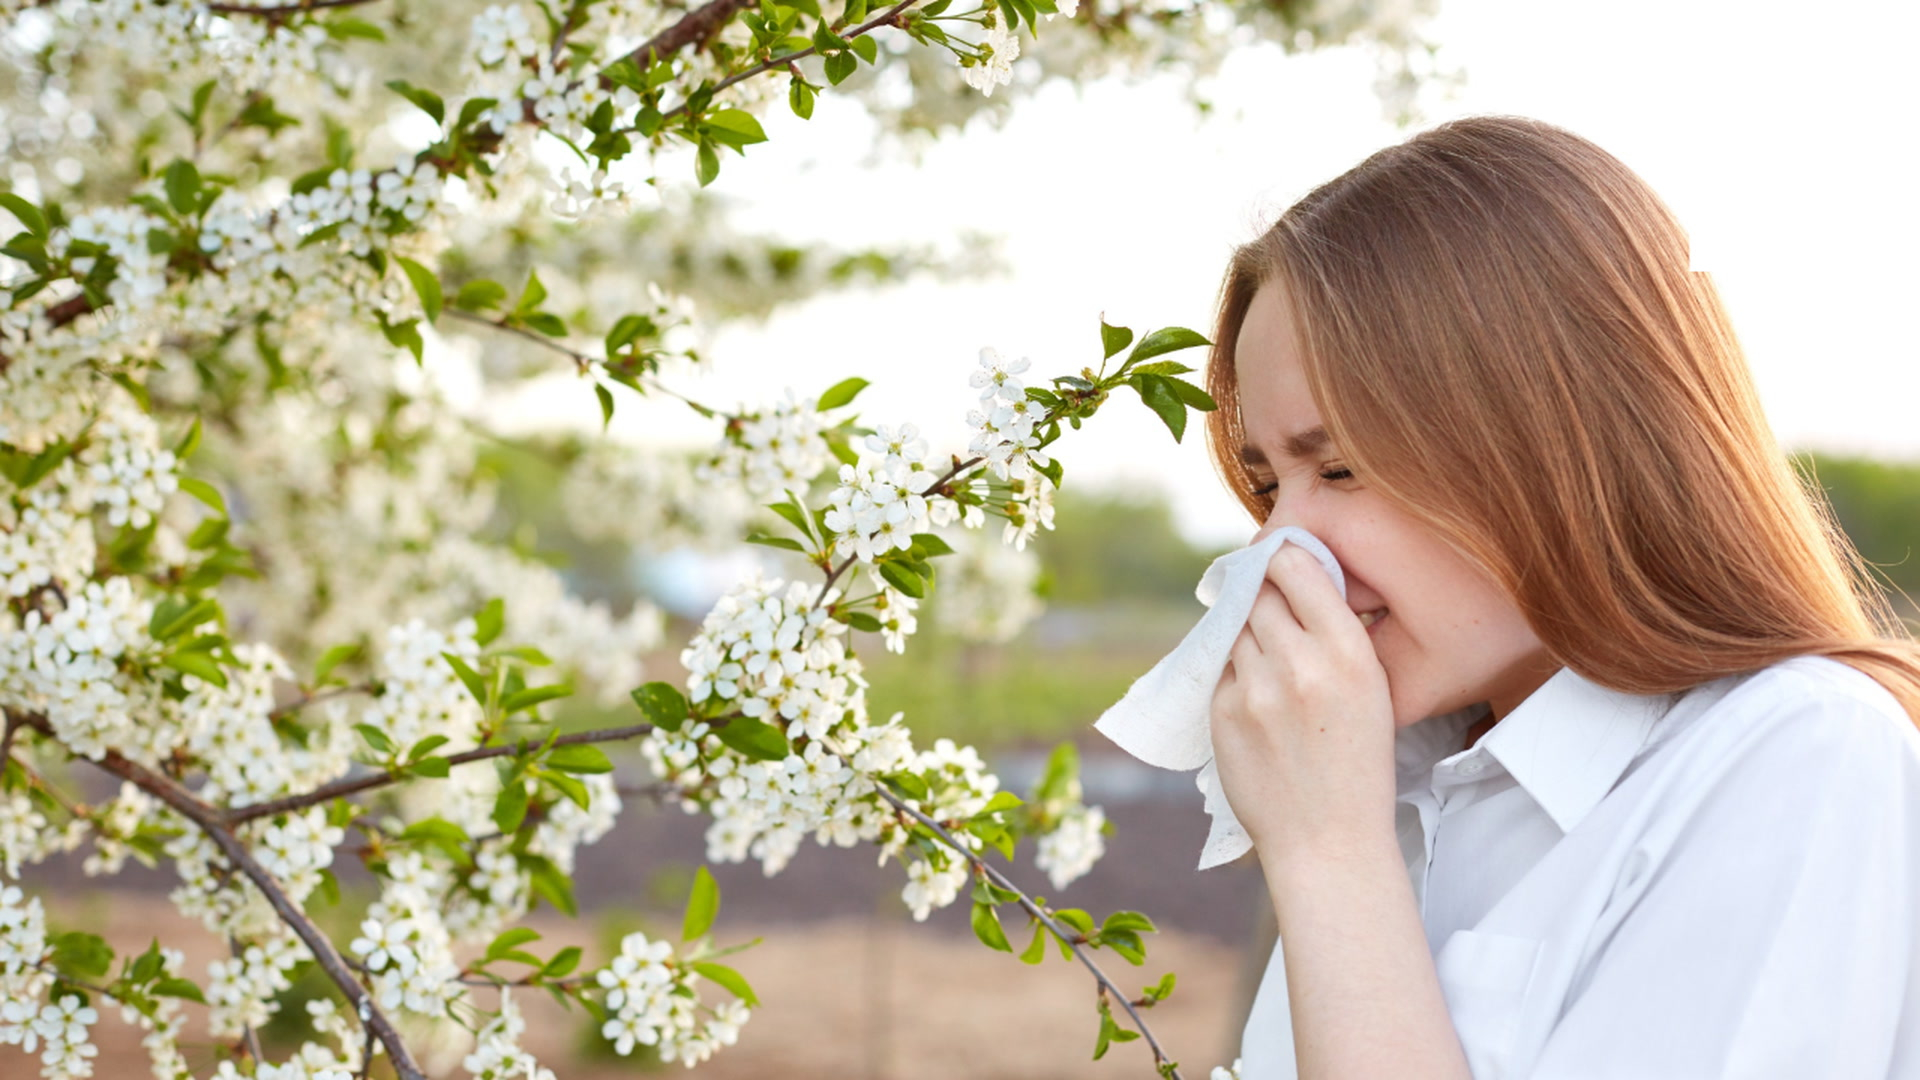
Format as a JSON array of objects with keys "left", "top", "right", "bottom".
[{"left": 20, "top": 0, "right": 1918, "bottom": 1075}]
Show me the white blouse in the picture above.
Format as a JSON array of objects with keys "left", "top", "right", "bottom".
[{"left": 1237, "top": 654, "right": 1920, "bottom": 1078}]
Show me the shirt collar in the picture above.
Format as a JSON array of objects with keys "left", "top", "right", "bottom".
[{"left": 1395, "top": 666, "right": 1677, "bottom": 834}]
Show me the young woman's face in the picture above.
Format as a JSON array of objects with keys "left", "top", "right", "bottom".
[{"left": 1232, "top": 280, "right": 1558, "bottom": 726}]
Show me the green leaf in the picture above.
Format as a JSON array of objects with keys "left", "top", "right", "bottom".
[
  {"left": 695, "top": 141, "right": 720, "bottom": 187},
  {"left": 594, "top": 383, "right": 614, "bottom": 429},
  {"left": 789, "top": 77, "right": 815, "bottom": 120},
  {"left": 441, "top": 652, "right": 487, "bottom": 707},
  {"left": 128, "top": 940, "right": 165, "bottom": 984},
  {"left": 1125, "top": 326, "right": 1210, "bottom": 366},
  {"left": 545, "top": 770, "right": 590, "bottom": 809},
  {"left": 704, "top": 108, "right": 768, "bottom": 148},
  {"left": 971, "top": 900, "right": 1012, "bottom": 953},
  {"left": 850, "top": 34, "right": 878, "bottom": 63},
  {"left": 492, "top": 645, "right": 553, "bottom": 666},
  {"left": 173, "top": 418, "right": 202, "bottom": 460},
  {"left": 683, "top": 864, "right": 720, "bottom": 941},
  {"left": 313, "top": 642, "right": 361, "bottom": 685},
  {"left": 162, "top": 160, "right": 201, "bottom": 216},
  {"left": 824, "top": 48, "right": 856, "bottom": 85},
  {"left": 454, "top": 278, "right": 508, "bottom": 311},
  {"left": 523, "top": 854, "right": 577, "bottom": 916},
  {"left": 542, "top": 946, "right": 583, "bottom": 978},
  {"left": 1127, "top": 360, "right": 1193, "bottom": 376},
  {"left": 353, "top": 723, "right": 395, "bottom": 756},
  {"left": 385, "top": 79, "right": 446, "bottom": 126},
  {"left": 1101, "top": 910, "right": 1157, "bottom": 935},
  {"left": 486, "top": 927, "right": 542, "bottom": 963},
  {"left": 883, "top": 770, "right": 929, "bottom": 801},
  {"left": 1169, "top": 378, "right": 1217, "bottom": 411},
  {"left": 0, "top": 193, "right": 46, "bottom": 236},
  {"left": 1019, "top": 922, "right": 1049, "bottom": 964},
  {"left": 877, "top": 560, "right": 925, "bottom": 599},
  {"left": 1100, "top": 320, "right": 1133, "bottom": 360},
  {"left": 712, "top": 716, "right": 790, "bottom": 762},
  {"left": 164, "top": 649, "right": 227, "bottom": 688},
  {"left": 407, "top": 755, "right": 451, "bottom": 778},
  {"left": 691, "top": 961, "right": 760, "bottom": 1007},
  {"left": 1098, "top": 928, "right": 1147, "bottom": 965},
  {"left": 380, "top": 315, "right": 424, "bottom": 364},
  {"left": 474, "top": 597, "right": 506, "bottom": 647},
  {"left": 177, "top": 476, "right": 226, "bottom": 515},
  {"left": 845, "top": 611, "right": 883, "bottom": 633},
  {"left": 602, "top": 57, "right": 647, "bottom": 93},
  {"left": 1053, "top": 907, "right": 1095, "bottom": 935},
  {"left": 768, "top": 499, "right": 815, "bottom": 541},
  {"left": 52, "top": 932, "right": 113, "bottom": 980},
  {"left": 546, "top": 743, "right": 612, "bottom": 774},
  {"left": 401, "top": 815, "right": 469, "bottom": 844},
  {"left": 515, "top": 269, "right": 548, "bottom": 314},
  {"left": 152, "top": 976, "right": 205, "bottom": 1003},
  {"left": 150, "top": 597, "right": 219, "bottom": 643},
  {"left": 521, "top": 311, "right": 567, "bottom": 337},
  {"left": 493, "top": 782, "right": 531, "bottom": 834},
  {"left": 604, "top": 313, "right": 655, "bottom": 355},
  {"left": 324, "top": 15, "right": 387, "bottom": 41},
  {"left": 631, "top": 681, "right": 689, "bottom": 732},
  {"left": 396, "top": 256, "right": 442, "bottom": 323},
  {"left": 503, "top": 683, "right": 574, "bottom": 714},
  {"left": 1132, "top": 374, "right": 1187, "bottom": 442},
  {"left": 817, "top": 377, "right": 869, "bottom": 410},
  {"left": 746, "top": 532, "right": 807, "bottom": 552},
  {"left": 1141, "top": 971, "right": 1176, "bottom": 1003},
  {"left": 909, "top": 532, "right": 954, "bottom": 557},
  {"left": 978, "top": 790, "right": 1024, "bottom": 815}
]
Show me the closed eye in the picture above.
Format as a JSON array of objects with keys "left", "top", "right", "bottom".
[{"left": 1250, "top": 467, "right": 1352, "bottom": 497}]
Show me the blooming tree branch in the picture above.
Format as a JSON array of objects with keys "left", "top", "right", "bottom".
[{"left": 0, "top": 0, "right": 1430, "bottom": 1075}]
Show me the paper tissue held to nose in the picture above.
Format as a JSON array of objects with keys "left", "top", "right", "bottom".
[{"left": 1091, "top": 527, "right": 1346, "bottom": 870}]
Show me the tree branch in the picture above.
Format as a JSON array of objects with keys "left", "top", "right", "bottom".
[
  {"left": 61, "top": 734, "right": 430, "bottom": 1080},
  {"left": 617, "top": 0, "right": 756, "bottom": 69},
  {"left": 204, "top": 0, "right": 384, "bottom": 14},
  {"left": 226, "top": 721, "right": 658, "bottom": 825},
  {"left": 872, "top": 783, "right": 1184, "bottom": 1078},
  {"left": 643, "top": 0, "right": 921, "bottom": 132}
]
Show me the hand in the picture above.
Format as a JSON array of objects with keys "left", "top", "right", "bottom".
[{"left": 1209, "top": 543, "right": 1399, "bottom": 871}]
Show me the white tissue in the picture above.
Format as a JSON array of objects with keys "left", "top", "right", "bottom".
[{"left": 1092, "top": 527, "right": 1346, "bottom": 870}]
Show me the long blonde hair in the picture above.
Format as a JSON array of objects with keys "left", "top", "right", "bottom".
[{"left": 1205, "top": 113, "right": 1920, "bottom": 723}]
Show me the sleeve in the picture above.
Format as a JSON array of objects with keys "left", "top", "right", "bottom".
[{"left": 1524, "top": 677, "right": 1920, "bottom": 1080}]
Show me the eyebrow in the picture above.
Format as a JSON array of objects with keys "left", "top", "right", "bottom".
[{"left": 1239, "top": 425, "right": 1330, "bottom": 465}]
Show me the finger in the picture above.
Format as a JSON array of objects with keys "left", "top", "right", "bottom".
[
  {"left": 1229, "top": 624, "right": 1263, "bottom": 672},
  {"left": 1245, "top": 580, "right": 1304, "bottom": 652},
  {"left": 1268, "top": 542, "right": 1359, "bottom": 638}
]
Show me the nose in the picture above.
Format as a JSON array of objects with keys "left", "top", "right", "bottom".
[{"left": 1248, "top": 493, "right": 1324, "bottom": 549}]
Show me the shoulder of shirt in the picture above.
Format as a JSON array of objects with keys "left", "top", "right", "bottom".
[{"left": 1637, "top": 653, "right": 1919, "bottom": 778}]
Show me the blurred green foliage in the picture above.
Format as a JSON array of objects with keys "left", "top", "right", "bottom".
[{"left": 1794, "top": 452, "right": 1920, "bottom": 607}]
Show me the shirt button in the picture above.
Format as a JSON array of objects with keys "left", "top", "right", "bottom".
[{"left": 1457, "top": 758, "right": 1486, "bottom": 776}]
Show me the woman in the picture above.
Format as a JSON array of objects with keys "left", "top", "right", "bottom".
[{"left": 1204, "top": 114, "right": 1920, "bottom": 1078}]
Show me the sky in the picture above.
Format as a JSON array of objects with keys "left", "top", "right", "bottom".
[{"left": 493, "top": 0, "right": 1920, "bottom": 548}]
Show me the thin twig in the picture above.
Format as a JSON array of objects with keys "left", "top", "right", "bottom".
[
  {"left": 440, "top": 307, "right": 723, "bottom": 416},
  {"left": 872, "top": 784, "right": 1183, "bottom": 1078},
  {"left": 226, "top": 722, "right": 659, "bottom": 824},
  {"left": 269, "top": 682, "right": 375, "bottom": 722}
]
